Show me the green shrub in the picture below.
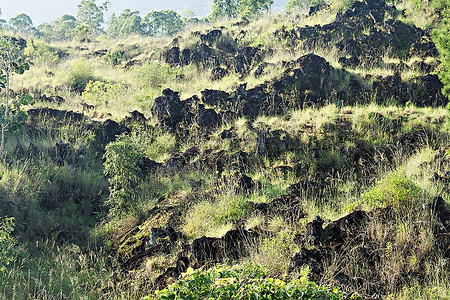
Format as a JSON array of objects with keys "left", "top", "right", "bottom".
[
  {"left": 23, "top": 40, "right": 60, "bottom": 66},
  {"left": 104, "top": 135, "right": 146, "bottom": 216},
  {"left": 432, "top": 0, "right": 450, "bottom": 98},
  {"left": 104, "top": 50, "right": 125, "bottom": 66},
  {"left": 82, "top": 80, "right": 126, "bottom": 105},
  {"left": 361, "top": 172, "right": 422, "bottom": 208},
  {"left": 144, "top": 264, "right": 346, "bottom": 299},
  {"left": 135, "top": 61, "right": 175, "bottom": 90},
  {"left": 65, "top": 57, "right": 95, "bottom": 93},
  {"left": 0, "top": 217, "right": 15, "bottom": 272}
]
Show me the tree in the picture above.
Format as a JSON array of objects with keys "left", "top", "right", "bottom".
[
  {"left": 238, "top": 0, "right": 273, "bottom": 17},
  {"left": 75, "top": 0, "right": 110, "bottom": 39},
  {"left": 211, "top": 0, "right": 239, "bottom": 20},
  {"left": 36, "top": 22, "right": 53, "bottom": 40},
  {"left": 8, "top": 13, "right": 34, "bottom": 33},
  {"left": 0, "top": 37, "right": 31, "bottom": 155},
  {"left": 52, "top": 14, "right": 77, "bottom": 41},
  {"left": 141, "top": 10, "right": 184, "bottom": 37},
  {"left": 286, "top": 0, "right": 323, "bottom": 11},
  {"left": 107, "top": 9, "right": 142, "bottom": 38},
  {"left": 210, "top": 0, "right": 273, "bottom": 20},
  {"left": 0, "top": 8, "right": 6, "bottom": 29}
]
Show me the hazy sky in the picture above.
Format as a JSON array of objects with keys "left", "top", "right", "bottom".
[{"left": 0, "top": 0, "right": 289, "bottom": 26}]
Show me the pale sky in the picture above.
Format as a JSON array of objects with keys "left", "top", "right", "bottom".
[{"left": 0, "top": 0, "right": 289, "bottom": 26}]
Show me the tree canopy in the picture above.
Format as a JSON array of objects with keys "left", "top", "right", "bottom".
[
  {"left": 141, "top": 10, "right": 184, "bottom": 37},
  {"left": 8, "top": 13, "right": 34, "bottom": 33},
  {"left": 211, "top": 0, "right": 273, "bottom": 20},
  {"left": 75, "top": 0, "right": 110, "bottom": 39},
  {"left": 107, "top": 9, "right": 143, "bottom": 38}
]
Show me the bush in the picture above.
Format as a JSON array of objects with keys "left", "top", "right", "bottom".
[
  {"left": 65, "top": 57, "right": 95, "bottom": 94},
  {"left": 82, "top": 80, "right": 126, "bottom": 105},
  {"left": 144, "top": 264, "right": 346, "bottom": 299},
  {"left": 432, "top": 0, "right": 450, "bottom": 97},
  {"left": 135, "top": 62, "right": 175, "bottom": 90},
  {"left": 103, "top": 135, "right": 146, "bottom": 216},
  {"left": 104, "top": 50, "right": 125, "bottom": 66},
  {"left": 23, "top": 40, "right": 60, "bottom": 66},
  {"left": 0, "top": 217, "right": 15, "bottom": 272},
  {"left": 361, "top": 172, "right": 422, "bottom": 208}
]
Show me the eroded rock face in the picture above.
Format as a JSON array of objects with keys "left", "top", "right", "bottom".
[{"left": 201, "top": 89, "right": 232, "bottom": 107}]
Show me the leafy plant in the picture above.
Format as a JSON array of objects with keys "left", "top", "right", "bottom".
[
  {"left": 104, "top": 50, "right": 125, "bottom": 66},
  {"left": 432, "top": 0, "right": 450, "bottom": 98},
  {"left": 82, "top": 80, "right": 125, "bottom": 104},
  {"left": 0, "top": 36, "right": 31, "bottom": 155},
  {"left": 24, "top": 40, "right": 60, "bottom": 66},
  {"left": 144, "top": 264, "right": 346, "bottom": 299},
  {"left": 0, "top": 217, "right": 15, "bottom": 272},
  {"left": 65, "top": 57, "right": 95, "bottom": 93},
  {"left": 361, "top": 172, "right": 422, "bottom": 208},
  {"left": 103, "top": 135, "right": 146, "bottom": 216}
]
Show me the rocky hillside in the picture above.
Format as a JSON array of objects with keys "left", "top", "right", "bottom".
[{"left": 1, "top": 0, "right": 450, "bottom": 299}]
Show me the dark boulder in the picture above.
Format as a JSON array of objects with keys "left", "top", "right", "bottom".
[
  {"left": 195, "top": 43, "right": 216, "bottom": 67},
  {"left": 151, "top": 89, "right": 186, "bottom": 130},
  {"left": 196, "top": 104, "right": 220, "bottom": 131},
  {"left": 289, "top": 248, "right": 325, "bottom": 279},
  {"left": 373, "top": 74, "right": 409, "bottom": 104},
  {"left": 232, "top": 17, "right": 250, "bottom": 27},
  {"left": 101, "top": 119, "right": 130, "bottom": 144},
  {"left": 434, "top": 196, "right": 450, "bottom": 233},
  {"left": 336, "top": 38, "right": 362, "bottom": 57},
  {"left": 55, "top": 140, "right": 71, "bottom": 167},
  {"left": 92, "top": 49, "right": 108, "bottom": 57},
  {"left": 211, "top": 66, "right": 229, "bottom": 81},
  {"left": 309, "top": 3, "right": 330, "bottom": 16},
  {"left": 138, "top": 157, "right": 161, "bottom": 175},
  {"left": 190, "top": 228, "right": 259, "bottom": 267},
  {"left": 201, "top": 89, "right": 231, "bottom": 107},
  {"left": 27, "top": 108, "right": 85, "bottom": 126},
  {"left": 409, "top": 36, "right": 438, "bottom": 57},
  {"left": 181, "top": 48, "right": 192, "bottom": 66},
  {"left": 253, "top": 62, "right": 273, "bottom": 78},
  {"left": 410, "top": 74, "right": 447, "bottom": 107},
  {"left": 233, "top": 46, "right": 263, "bottom": 75},
  {"left": 300, "top": 216, "right": 325, "bottom": 246},
  {"left": 164, "top": 46, "right": 180, "bottom": 66},
  {"left": 323, "top": 210, "right": 369, "bottom": 246},
  {"left": 200, "top": 29, "right": 222, "bottom": 45},
  {"left": 338, "top": 55, "right": 360, "bottom": 68},
  {"left": 220, "top": 127, "right": 236, "bottom": 139}
]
